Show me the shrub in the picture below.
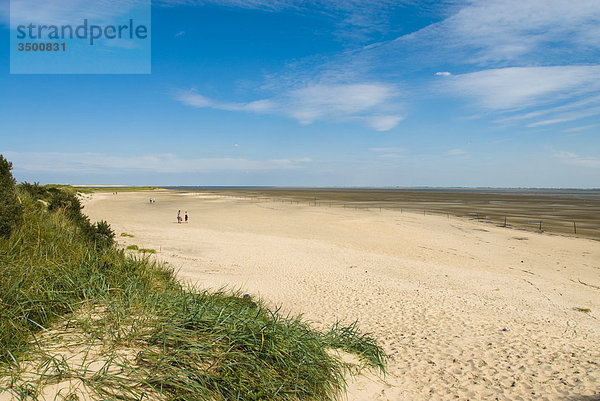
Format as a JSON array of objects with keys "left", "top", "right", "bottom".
[
  {"left": 26, "top": 183, "right": 116, "bottom": 249},
  {"left": 91, "top": 220, "right": 115, "bottom": 249},
  {"left": 19, "top": 182, "right": 49, "bottom": 200},
  {"left": 0, "top": 155, "right": 23, "bottom": 237}
]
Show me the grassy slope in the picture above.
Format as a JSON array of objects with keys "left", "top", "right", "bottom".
[{"left": 0, "top": 187, "right": 386, "bottom": 400}]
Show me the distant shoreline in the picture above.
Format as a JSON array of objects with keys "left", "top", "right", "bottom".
[
  {"left": 73, "top": 185, "right": 600, "bottom": 192},
  {"left": 163, "top": 186, "right": 600, "bottom": 195}
]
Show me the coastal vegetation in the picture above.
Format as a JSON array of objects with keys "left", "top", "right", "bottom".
[
  {"left": 0, "top": 156, "right": 23, "bottom": 238},
  {"left": 0, "top": 156, "right": 385, "bottom": 400}
]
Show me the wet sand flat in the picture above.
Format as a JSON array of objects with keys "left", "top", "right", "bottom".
[
  {"left": 83, "top": 190, "right": 600, "bottom": 401},
  {"left": 194, "top": 188, "right": 600, "bottom": 240}
]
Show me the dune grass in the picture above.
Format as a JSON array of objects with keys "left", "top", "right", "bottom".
[
  {"left": 0, "top": 179, "right": 386, "bottom": 400},
  {"left": 125, "top": 245, "right": 155, "bottom": 254},
  {"left": 120, "top": 232, "right": 135, "bottom": 238}
]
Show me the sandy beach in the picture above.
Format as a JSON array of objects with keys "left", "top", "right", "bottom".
[{"left": 83, "top": 190, "right": 600, "bottom": 401}]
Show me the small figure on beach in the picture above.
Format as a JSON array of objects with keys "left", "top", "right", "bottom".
[
  {"left": 177, "top": 210, "right": 181, "bottom": 223},
  {"left": 185, "top": 211, "right": 189, "bottom": 223},
  {"left": 149, "top": 198, "right": 153, "bottom": 204}
]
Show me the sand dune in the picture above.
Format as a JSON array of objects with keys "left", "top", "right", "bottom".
[{"left": 83, "top": 190, "right": 600, "bottom": 401}]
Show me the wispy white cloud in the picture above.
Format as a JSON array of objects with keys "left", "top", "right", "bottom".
[
  {"left": 451, "top": 0, "right": 600, "bottom": 65},
  {"left": 563, "top": 124, "right": 597, "bottom": 133},
  {"left": 495, "top": 95, "right": 600, "bottom": 125},
  {"left": 435, "top": 71, "right": 451, "bottom": 76},
  {"left": 174, "top": 90, "right": 275, "bottom": 113},
  {"left": 286, "top": 83, "right": 400, "bottom": 128},
  {"left": 175, "top": 83, "right": 404, "bottom": 131},
  {"left": 368, "top": 147, "right": 404, "bottom": 153},
  {"left": 3, "top": 151, "right": 311, "bottom": 174},
  {"left": 377, "top": 153, "right": 405, "bottom": 159},
  {"left": 555, "top": 151, "right": 600, "bottom": 168},
  {"left": 369, "top": 147, "right": 405, "bottom": 159},
  {"left": 526, "top": 107, "right": 600, "bottom": 127},
  {"left": 388, "top": 0, "right": 600, "bottom": 67},
  {"left": 367, "top": 115, "right": 404, "bottom": 131},
  {"left": 442, "top": 66, "right": 600, "bottom": 111},
  {"left": 526, "top": 118, "right": 572, "bottom": 128},
  {"left": 446, "top": 148, "right": 466, "bottom": 156}
]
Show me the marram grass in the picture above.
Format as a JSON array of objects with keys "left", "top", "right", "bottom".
[{"left": 0, "top": 187, "right": 386, "bottom": 400}]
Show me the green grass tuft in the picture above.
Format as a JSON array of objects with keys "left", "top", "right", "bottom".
[
  {"left": 126, "top": 244, "right": 139, "bottom": 250},
  {"left": 120, "top": 232, "right": 135, "bottom": 238},
  {"left": 138, "top": 248, "right": 156, "bottom": 254}
]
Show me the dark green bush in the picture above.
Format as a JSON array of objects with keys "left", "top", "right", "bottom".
[
  {"left": 0, "top": 155, "right": 23, "bottom": 237},
  {"left": 90, "top": 219, "right": 115, "bottom": 249},
  {"left": 19, "top": 182, "right": 50, "bottom": 201},
  {"left": 21, "top": 181, "right": 115, "bottom": 249}
]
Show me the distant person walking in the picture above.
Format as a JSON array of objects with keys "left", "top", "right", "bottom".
[
  {"left": 177, "top": 210, "right": 181, "bottom": 223},
  {"left": 185, "top": 211, "right": 189, "bottom": 223}
]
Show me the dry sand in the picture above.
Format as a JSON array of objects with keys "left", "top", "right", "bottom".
[{"left": 82, "top": 190, "right": 600, "bottom": 401}]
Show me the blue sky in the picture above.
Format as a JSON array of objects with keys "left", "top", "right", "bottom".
[{"left": 0, "top": 0, "right": 599, "bottom": 187}]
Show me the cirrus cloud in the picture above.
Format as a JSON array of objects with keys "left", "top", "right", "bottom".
[
  {"left": 175, "top": 82, "right": 404, "bottom": 131},
  {"left": 554, "top": 151, "right": 600, "bottom": 168},
  {"left": 442, "top": 65, "right": 600, "bottom": 111}
]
